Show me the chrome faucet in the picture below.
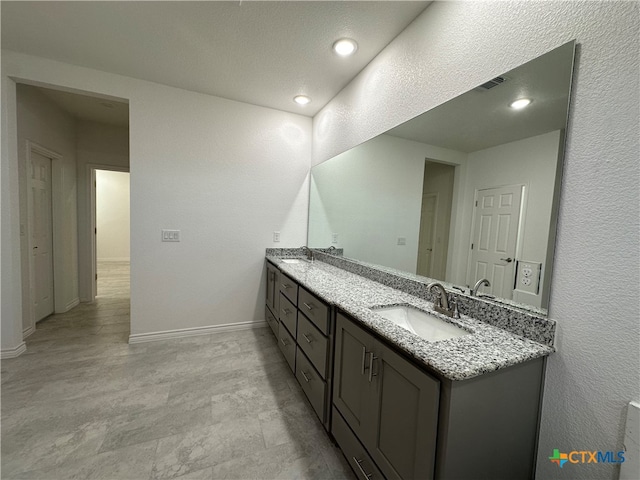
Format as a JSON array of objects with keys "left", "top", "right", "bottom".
[
  {"left": 471, "top": 278, "right": 491, "bottom": 296},
  {"left": 427, "top": 282, "right": 456, "bottom": 317},
  {"left": 301, "top": 246, "right": 314, "bottom": 261}
]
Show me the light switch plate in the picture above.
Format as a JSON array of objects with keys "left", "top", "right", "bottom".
[
  {"left": 273, "top": 231, "right": 280, "bottom": 243},
  {"left": 331, "top": 233, "right": 338, "bottom": 244},
  {"left": 162, "top": 229, "right": 180, "bottom": 242},
  {"left": 397, "top": 237, "right": 407, "bottom": 246}
]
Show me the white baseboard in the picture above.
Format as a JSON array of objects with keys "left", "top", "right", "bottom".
[
  {"left": 55, "top": 298, "right": 80, "bottom": 314},
  {"left": 97, "top": 258, "right": 130, "bottom": 262},
  {"left": 23, "top": 325, "right": 36, "bottom": 339},
  {"left": 1, "top": 342, "right": 27, "bottom": 359},
  {"left": 128, "top": 320, "right": 268, "bottom": 344}
]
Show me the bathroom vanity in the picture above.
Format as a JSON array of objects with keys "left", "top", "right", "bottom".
[{"left": 264, "top": 251, "right": 554, "bottom": 480}]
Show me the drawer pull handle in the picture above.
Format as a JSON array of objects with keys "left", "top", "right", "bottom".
[
  {"left": 368, "top": 353, "right": 378, "bottom": 383},
  {"left": 302, "top": 333, "right": 313, "bottom": 343},
  {"left": 353, "top": 457, "right": 373, "bottom": 479},
  {"left": 360, "top": 347, "right": 368, "bottom": 375},
  {"left": 281, "top": 308, "right": 291, "bottom": 315},
  {"left": 280, "top": 338, "right": 288, "bottom": 346},
  {"left": 282, "top": 284, "right": 291, "bottom": 289},
  {"left": 301, "top": 371, "right": 311, "bottom": 383},
  {"left": 303, "top": 302, "right": 314, "bottom": 311}
]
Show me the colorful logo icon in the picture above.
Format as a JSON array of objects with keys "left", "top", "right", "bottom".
[
  {"left": 549, "top": 449, "right": 569, "bottom": 468},
  {"left": 549, "top": 449, "right": 625, "bottom": 468}
]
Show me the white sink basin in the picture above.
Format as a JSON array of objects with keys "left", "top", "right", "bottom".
[
  {"left": 281, "top": 258, "right": 306, "bottom": 264},
  {"left": 372, "top": 305, "right": 470, "bottom": 342}
]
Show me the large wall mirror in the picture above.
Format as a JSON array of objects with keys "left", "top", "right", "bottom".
[{"left": 309, "top": 41, "right": 576, "bottom": 314}]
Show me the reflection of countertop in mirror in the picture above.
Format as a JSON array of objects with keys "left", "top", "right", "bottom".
[{"left": 267, "top": 255, "right": 554, "bottom": 381}]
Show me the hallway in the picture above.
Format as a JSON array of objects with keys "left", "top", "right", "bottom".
[{"left": 1, "top": 263, "right": 352, "bottom": 479}]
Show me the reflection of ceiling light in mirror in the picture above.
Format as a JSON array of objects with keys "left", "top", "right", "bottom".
[
  {"left": 333, "top": 38, "right": 358, "bottom": 56},
  {"left": 510, "top": 98, "right": 532, "bottom": 110},
  {"left": 293, "top": 95, "right": 311, "bottom": 105}
]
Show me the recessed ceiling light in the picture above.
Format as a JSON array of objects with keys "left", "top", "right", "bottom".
[
  {"left": 332, "top": 38, "right": 358, "bottom": 57},
  {"left": 294, "top": 95, "right": 311, "bottom": 105},
  {"left": 510, "top": 98, "right": 532, "bottom": 110}
]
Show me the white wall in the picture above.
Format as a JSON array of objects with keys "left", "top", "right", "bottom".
[
  {"left": 313, "top": 2, "right": 639, "bottom": 479},
  {"left": 308, "top": 133, "right": 465, "bottom": 272},
  {"left": 76, "top": 120, "right": 129, "bottom": 301},
  {"left": 2, "top": 51, "right": 311, "bottom": 341},
  {"left": 448, "top": 130, "right": 562, "bottom": 309},
  {"left": 96, "top": 170, "right": 130, "bottom": 261},
  {"left": 15, "top": 84, "right": 79, "bottom": 333}
]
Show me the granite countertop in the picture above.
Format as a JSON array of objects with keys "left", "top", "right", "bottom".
[{"left": 266, "top": 256, "right": 553, "bottom": 381}]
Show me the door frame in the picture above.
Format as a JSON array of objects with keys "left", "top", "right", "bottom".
[
  {"left": 465, "top": 183, "right": 528, "bottom": 294},
  {"left": 87, "top": 164, "right": 130, "bottom": 302},
  {"left": 24, "top": 140, "right": 62, "bottom": 337}
]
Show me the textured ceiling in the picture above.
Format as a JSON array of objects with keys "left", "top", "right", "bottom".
[
  {"left": 386, "top": 41, "right": 574, "bottom": 152},
  {"left": 1, "top": 1, "right": 430, "bottom": 117}
]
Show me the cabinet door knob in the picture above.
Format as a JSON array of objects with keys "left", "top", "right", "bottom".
[
  {"left": 368, "top": 353, "right": 378, "bottom": 383},
  {"left": 361, "top": 347, "right": 368, "bottom": 375},
  {"left": 353, "top": 458, "right": 373, "bottom": 479}
]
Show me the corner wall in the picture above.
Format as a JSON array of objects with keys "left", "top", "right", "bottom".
[{"left": 312, "top": 2, "right": 640, "bottom": 479}]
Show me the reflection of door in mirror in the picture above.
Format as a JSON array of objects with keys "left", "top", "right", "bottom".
[
  {"left": 467, "top": 185, "right": 523, "bottom": 299},
  {"left": 417, "top": 160, "right": 454, "bottom": 279},
  {"left": 417, "top": 193, "right": 437, "bottom": 276}
]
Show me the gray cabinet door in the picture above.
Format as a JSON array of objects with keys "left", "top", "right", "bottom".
[
  {"left": 266, "top": 262, "right": 278, "bottom": 315},
  {"left": 333, "top": 313, "right": 374, "bottom": 441},
  {"left": 368, "top": 342, "right": 440, "bottom": 480}
]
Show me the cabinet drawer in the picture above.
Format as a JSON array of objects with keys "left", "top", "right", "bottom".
[
  {"left": 277, "top": 322, "right": 296, "bottom": 373},
  {"left": 265, "top": 306, "right": 278, "bottom": 337},
  {"left": 332, "top": 406, "right": 385, "bottom": 480},
  {"left": 295, "top": 349, "right": 327, "bottom": 423},
  {"left": 279, "top": 273, "right": 298, "bottom": 306},
  {"left": 296, "top": 314, "right": 328, "bottom": 378},
  {"left": 298, "top": 287, "right": 329, "bottom": 334},
  {"left": 279, "top": 294, "right": 297, "bottom": 336}
]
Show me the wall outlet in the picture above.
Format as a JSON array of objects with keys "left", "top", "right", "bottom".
[
  {"left": 273, "top": 231, "right": 281, "bottom": 243},
  {"left": 331, "top": 233, "right": 338, "bottom": 244},
  {"left": 515, "top": 260, "right": 541, "bottom": 294},
  {"left": 162, "top": 229, "right": 180, "bottom": 242}
]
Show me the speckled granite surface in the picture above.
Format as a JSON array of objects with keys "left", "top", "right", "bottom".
[
  {"left": 266, "top": 255, "right": 554, "bottom": 381},
  {"left": 312, "top": 250, "right": 555, "bottom": 347}
]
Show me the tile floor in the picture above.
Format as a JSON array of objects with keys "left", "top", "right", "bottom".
[{"left": 1, "top": 262, "right": 354, "bottom": 479}]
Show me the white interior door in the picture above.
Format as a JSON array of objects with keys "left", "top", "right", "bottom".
[
  {"left": 29, "top": 151, "right": 55, "bottom": 321},
  {"left": 468, "top": 185, "right": 523, "bottom": 299},
  {"left": 417, "top": 193, "right": 438, "bottom": 277}
]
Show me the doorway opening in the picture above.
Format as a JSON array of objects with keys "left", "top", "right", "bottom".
[
  {"left": 417, "top": 160, "right": 455, "bottom": 279},
  {"left": 93, "top": 169, "right": 130, "bottom": 299}
]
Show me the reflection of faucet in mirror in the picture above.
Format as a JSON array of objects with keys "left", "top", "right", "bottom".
[
  {"left": 427, "top": 283, "right": 456, "bottom": 318},
  {"left": 327, "top": 246, "right": 337, "bottom": 253},
  {"left": 471, "top": 278, "right": 491, "bottom": 296},
  {"left": 301, "top": 246, "right": 314, "bottom": 261}
]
